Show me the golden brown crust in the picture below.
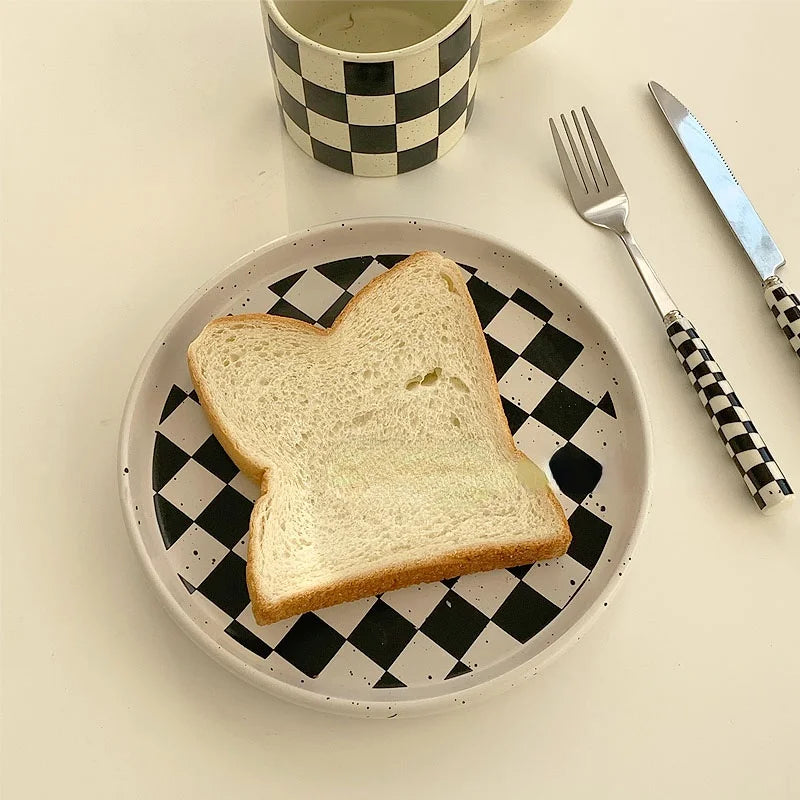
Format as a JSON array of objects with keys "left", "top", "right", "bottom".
[
  {"left": 250, "top": 520, "right": 570, "bottom": 625},
  {"left": 188, "top": 252, "right": 571, "bottom": 626}
]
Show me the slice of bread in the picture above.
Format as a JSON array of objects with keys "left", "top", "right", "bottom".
[{"left": 188, "top": 252, "right": 570, "bottom": 625}]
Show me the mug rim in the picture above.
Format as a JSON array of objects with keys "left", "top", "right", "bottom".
[{"left": 262, "top": 0, "right": 477, "bottom": 62}]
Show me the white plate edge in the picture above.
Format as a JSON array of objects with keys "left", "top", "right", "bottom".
[{"left": 117, "top": 216, "right": 654, "bottom": 718}]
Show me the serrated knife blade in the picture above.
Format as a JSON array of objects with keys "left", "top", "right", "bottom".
[{"left": 649, "top": 81, "right": 785, "bottom": 280}]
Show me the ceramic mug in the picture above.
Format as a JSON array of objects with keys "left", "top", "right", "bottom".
[{"left": 260, "top": 0, "right": 572, "bottom": 176}]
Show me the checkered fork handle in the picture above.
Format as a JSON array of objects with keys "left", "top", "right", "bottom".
[
  {"left": 666, "top": 313, "right": 793, "bottom": 514},
  {"left": 764, "top": 276, "right": 800, "bottom": 360}
]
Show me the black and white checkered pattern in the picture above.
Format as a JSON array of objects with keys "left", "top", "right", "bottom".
[
  {"left": 667, "top": 314, "right": 792, "bottom": 512},
  {"left": 260, "top": 3, "right": 481, "bottom": 176},
  {"left": 152, "top": 255, "right": 619, "bottom": 690},
  {"left": 765, "top": 278, "right": 800, "bottom": 360}
]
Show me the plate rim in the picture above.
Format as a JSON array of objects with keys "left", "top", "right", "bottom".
[{"left": 118, "top": 215, "right": 653, "bottom": 717}]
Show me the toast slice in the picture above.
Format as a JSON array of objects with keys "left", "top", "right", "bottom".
[{"left": 188, "top": 252, "right": 570, "bottom": 624}]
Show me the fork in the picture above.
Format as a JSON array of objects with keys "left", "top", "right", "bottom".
[{"left": 550, "top": 108, "right": 792, "bottom": 514}]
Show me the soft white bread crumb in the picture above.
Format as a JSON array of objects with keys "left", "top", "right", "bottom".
[{"left": 188, "top": 251, "right": 570, "bottom": 624}]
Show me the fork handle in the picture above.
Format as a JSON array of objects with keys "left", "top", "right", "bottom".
[
  {"left": 764, "top": 276, "right": 800, "bottom": 360},
  {"left": 665, "top": 313, "right": 793, "bottom": 514}
]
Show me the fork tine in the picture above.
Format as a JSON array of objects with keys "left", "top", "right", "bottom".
[
  {"left": 582, "top": 106, "right": 621, "bottom": 188},
  {"left": 560, "top": 113, "right": 593, "bottom": 193},
  {"left": 549, "top": 117, "right": 587, "bottom": 201},
  {"left": 572, "top": 109, "right": 603, "bottom": 190}
]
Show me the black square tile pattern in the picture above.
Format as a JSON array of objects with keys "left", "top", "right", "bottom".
[
  {"left": 567, "top": 506, "right": 612, "bottom": 570},
  {"left": 344, "top": 61, "right": 394, "bottom": 95},
  {"left": 548, "top": 443, "right": 603, "bottom": 504},
  {"left": 275, "top": 613, "right": 346, "bottom": 677},
  {"left": 153, "top": 493, "right": 193, "bottom": 549},
  {"left": 279, "top": 85, "right": 309, "bottom": 133},
  {"left": 268, "top": 16, "right": 301, "bottom": 73},
  {"left": 197, "top": 552, "right": 250, "bottom": 619},
  {"left": 522, "top": 324, "right": 584, "bottom": 380},
  {"left": 466, "top": 275, "right": 507, "bottom": 326},
  {"left": 395, "top": 80, "right": 439, "bottom": 123},
  {"left": 192, "top": 435, "right": 238, "bottom": 484},
  {"left": 310, "top": 139, "right": 354, "bottom": 174},
  {"left": 348, "top": 599, "right": 417, "bottom": 669},
  {"left": 303, "top": 79, "right": 348, "bottom": 123},
  {"left": 152, "top": 433, "right": 190, "bottom": 492},
  {"left": 420, "top": 591, "right": 489, "bottom": 659},
  {"left": 316, "top": 256, "right": 375, "bottom": 290},
  {"left": 492, "top": 582, "right": 560, "bottom": 643},
  {"left": 439, "top": 17, "right": 471, "bottom": 75},
  {"left": 195, "top": 486, "right": 254, "bottom": 549},
  {"left": 501, "top": 397, "right": 529, "bottom": 435},
  {"left": 531, "top": 383, "right": 595, "bottom": 440},
  {"left": 438, "top": 84, "right": 469, "bottom": 134},
  {"left": 398, "top": 140, "right": 438, "bottom": 173},
  {"left": 225, "top": 620, "right": 273, "bottom": 659},
  {"left": 484, "top": 334, "right": 518, "bottom": 380},
  {"left": 349, "top": 124, "right": 397, "bottom": 154},
  {"left": 160, "top": 385, "right": 188, "bottom": 423}
]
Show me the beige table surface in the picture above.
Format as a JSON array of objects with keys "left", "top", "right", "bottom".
[{"left": 3, "top": 0, "right": 800, "bottom": 797}]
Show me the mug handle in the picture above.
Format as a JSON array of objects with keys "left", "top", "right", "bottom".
[{"left": 480, "top": 0, "right": 572, "bottom": 62}]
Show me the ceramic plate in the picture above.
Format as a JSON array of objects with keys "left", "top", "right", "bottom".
[{"left": 119, "top": 217, "right": 651, "bottom": 717}]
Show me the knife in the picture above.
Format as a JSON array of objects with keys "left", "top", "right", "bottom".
[{"left": 649, "top": 81, "right": 800, "bottom": 361}]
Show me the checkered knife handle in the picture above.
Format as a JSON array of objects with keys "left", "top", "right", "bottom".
[
  {"left": 666, "top": 313, "right": 793, "bottom": 514},
  {"left": 764, "top": 276, "right": 800, "bottom": 360}
]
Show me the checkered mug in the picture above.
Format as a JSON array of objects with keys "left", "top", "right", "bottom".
[{"left": 260, "top": 0, "right": 573, "bottom": 176}]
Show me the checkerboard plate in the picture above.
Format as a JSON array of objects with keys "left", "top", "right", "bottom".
[{"left": 119, "top": 218, "right": 650, "bottom": 717}]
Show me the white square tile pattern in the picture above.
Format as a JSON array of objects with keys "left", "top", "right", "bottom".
[
  {"left": 523, "top": 556, "right": 590, "bottom": 608},
  {"left": 315, "top": 596, "right": 379, "bottom": 637},
  {"left": 346, "top": 94, "right": 396, "bottom": 126},
  {"left": 232, "top": 534, "right": 249, "bottom": 560},
  {"left": 284, "top": 268, "right": 346, "bottom": 319},
  {"left": 168, "top": 524, "right": 229, "bottom": 586},
  {"left": 159, "top": 460, "right": 226, "bottom": 520},
  {"left": 499, "top": 357, "right": 555, "bottom": 413},
  {"left": 393, "top": 49, "right": 439, "bottom": 93},
  {"left": 437, "top": 111, "right": 467, "bottom": 156},
  {"left": 514, "top": 417, "right": 566, "bottom": 465},
  {"left": 346, "top": 260, "right": 388, "bottom": 294},
  {"left": 570, "top": 407, "right": 614, "bottom": 465},
  {"left": 237, "top": 607, "right": 299, "bottom": 648},
  {"left": 461, "top": 622, "right": 520, "bottom": 671},
  {"left": 297, "top": 45, "right": 346, "bottom": 92},
  {"left": 453, "top": 570, "right": 521, "bottom": 617},
  {"left": 382, "top": 582, "right": 449, "bottom": 627},
  {"left": 158, "top": 398, "right": 213, "bottom": 454},
  {"left": 485, "top": 300, "right": 547, "bottom": 353},
  {"left": 388, "top": 632, "right": 458, "bottom": 684},
  {"left": 396, "top": 111, "right": 438, "bottom": 151},
  {"left": 307, "top": 110, "right": 351, "bottom": 151},
  {"left": 319, "top": 643, "right": 385, "bottom": 688},
  {"left": 352, "top": 153, "right": 398, "bottom": 177},
  {"left": 229, "top": 471, "right": 261, "bottom": 502}
]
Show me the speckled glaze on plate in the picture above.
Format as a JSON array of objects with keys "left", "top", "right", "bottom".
[{"left": 118, "top": 217, "right": 651, "bottom": 717}]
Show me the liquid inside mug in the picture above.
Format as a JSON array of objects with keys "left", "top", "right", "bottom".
[{"left": 260, "top": 0, "right": 572, "bottom": 176}]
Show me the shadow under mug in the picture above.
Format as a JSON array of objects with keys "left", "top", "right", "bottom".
[{"left": 260, "top": 0, "right": 572, "bottom": 176}]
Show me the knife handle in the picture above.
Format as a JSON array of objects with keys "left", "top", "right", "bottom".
[
  {"left": 665, "top": 313, "right": 793, "bottom": 514},
  {"left": 764, "top": 276, "right": 800, "bottom": 360}
]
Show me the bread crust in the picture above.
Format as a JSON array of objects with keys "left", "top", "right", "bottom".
[
  {"left": 250, "top": 529, "right": 570, "bottom": 625},
  {"left": 188, "top": 252, "right": 571, "bottom": 626}
]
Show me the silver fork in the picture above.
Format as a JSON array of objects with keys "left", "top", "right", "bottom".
[{"left": 550, "top": 108, "right": 792, "bottom": 514}]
